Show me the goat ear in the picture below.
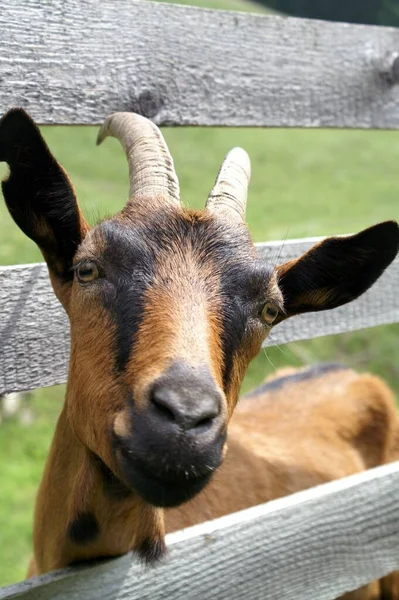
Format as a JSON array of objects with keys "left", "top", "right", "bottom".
[
  {"left": 276, "top": 221, "right": 399, "bottom": 318},
  {"left": 0, "top": 108, "right": 89, "bottom": 289}
]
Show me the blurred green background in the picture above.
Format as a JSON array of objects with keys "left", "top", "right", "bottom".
[{"left": 0, "top": 0, "right": 399, "bottom": 588}]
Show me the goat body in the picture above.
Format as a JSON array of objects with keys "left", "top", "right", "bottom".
[{"left": 0, "top": 108, "right": 398, "bottom": 598}]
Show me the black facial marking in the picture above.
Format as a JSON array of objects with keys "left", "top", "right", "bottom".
[
  {"left": 67, "top": 511, "right": 100, "bottom": 545},
  {"left": 243, "top": 363, "right": 346, "bottom": 398},
  {"left": 101, "top": 220, "right": 157, "bottom": 371},
  {"left": 136, "top": 536, "right": 167, "bottom": 564},
  {"left": 219, "top": 257, "right": 274, "bottom": 389},
  {"left": 118, "top": 443, "right": 215, "bottom": 508}
]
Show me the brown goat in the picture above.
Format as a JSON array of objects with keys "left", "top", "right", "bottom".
[{"left": 0, "top": 109, "right": 398, "bottom": 597}]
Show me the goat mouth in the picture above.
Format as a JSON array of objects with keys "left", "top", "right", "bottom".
[{"left": 118, "top": 447, "right": 215, "bottom": 508}]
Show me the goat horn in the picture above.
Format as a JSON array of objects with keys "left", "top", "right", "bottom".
[
  {"left": 205, "top": 147, "right": 251, "bottom": 221},
  {"left": 97, "top": 112, "right": 180, "bottom": 205}
]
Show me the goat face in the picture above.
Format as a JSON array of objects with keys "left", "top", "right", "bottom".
[
  {"left": 1, "top": 109, "right": 398, "bottom": 510},
  {"left": 66, "top": 204, "right": 278, "bottom": 507}
]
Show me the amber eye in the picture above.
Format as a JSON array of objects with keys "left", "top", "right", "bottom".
[
  {"left": 261, "top": 301, "right": 279, "bottom": 325},
  {"left": 76, "top": 261, "right": 99, "bottom": 283}
]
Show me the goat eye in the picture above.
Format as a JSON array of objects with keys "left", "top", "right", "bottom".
[
  {"left": 261, "top": 301, "right": 279, "bottom": 325},
  {"left": 76, "top": 261, "right": 99, "bottom": 283}
]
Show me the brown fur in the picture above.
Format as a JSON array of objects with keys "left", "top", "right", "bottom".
[{"left": 125, "top": 238, "right": 225, "bottom": 407}]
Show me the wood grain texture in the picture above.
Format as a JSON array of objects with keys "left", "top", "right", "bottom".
[
  {"left": 0, "top": 264, "right": 69, "bottom": 395},
  {"left": 1, "top": 238, "right": 398, "bottom": 395},
  {"left": 1, "top": 0, "right": 399, "bottom": 127},
  {"left": 2, "top": 461, "right": 399, "bottom": 599}
]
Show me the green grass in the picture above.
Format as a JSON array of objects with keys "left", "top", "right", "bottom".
[
  {"left": 0, "top": 0, "right": 399, "bottom": 588},
  {"left": 0, "top": 388, "right": 64, "bottom": 583}
]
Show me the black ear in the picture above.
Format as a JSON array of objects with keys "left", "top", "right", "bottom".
[
  {"left": 0, "top": 108, "right": 88, "bottom": 280},
  {"left": 277, "top": 221, "right": 399, "bottom": 317}
]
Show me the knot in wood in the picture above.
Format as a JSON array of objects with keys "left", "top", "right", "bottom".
[
  {"left": 390, "top": 54, "right": 399, "bottom": 84},
  {"left": 382, "top": 52, "right": 399, "bottom": 84},
  {"left": 138, "top": 90, "right": 163, "bottom": 118}
]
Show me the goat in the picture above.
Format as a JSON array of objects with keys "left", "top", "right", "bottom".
[{"left": 0, "top": 109, "right": 398, "bottom": 597}]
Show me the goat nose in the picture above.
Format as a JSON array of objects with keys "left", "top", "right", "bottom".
[{"left": 149, "top": 382, "right": 221, "bottom": 433}]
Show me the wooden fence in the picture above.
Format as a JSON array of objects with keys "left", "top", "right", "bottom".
[{"left": 0, "top": 0, "right": 399, "bottom": 598}]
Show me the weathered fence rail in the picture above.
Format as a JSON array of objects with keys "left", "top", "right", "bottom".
[
  {"left": 1, "top": 0, "right": 399, "bottom": 598},
  {"left": 1, "top": 240, "right": 398, "bottom": 395},
  {"left": 2, "top": 0, "right": 399, "bottom": 128},
  {"left": 2, "top": 462, "right": 399, "bottom": 600}
]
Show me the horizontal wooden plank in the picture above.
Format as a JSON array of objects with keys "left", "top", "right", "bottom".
[
  {"left": 1, "top": 0, "right": 399, "bottom": 127},
  {"left": 0, "top": 263, "right": 69, "bottom": 395},
  {"left": 0, "top": 238, "right": 398, "bottom": 395},
  {"left": 2, "top": 461, "right": 399, "bottom": 599}
]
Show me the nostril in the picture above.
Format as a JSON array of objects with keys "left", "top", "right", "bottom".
[
  {"left": 193, "top": 414, "right": 216, "bottom": 434},
  {"left": 197, "top": 416, "right": 213, "bottom": 428},
  {"left": 150, "top": 391, "right": 177, "bottom": 424}
]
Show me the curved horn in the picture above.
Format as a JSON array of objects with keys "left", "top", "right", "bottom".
[
  {"left": 205, "top": 147, "right": 251, "bottom": 222},
  {"left": 97, "top": 112, "right": 180, "bottom": 205}
]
